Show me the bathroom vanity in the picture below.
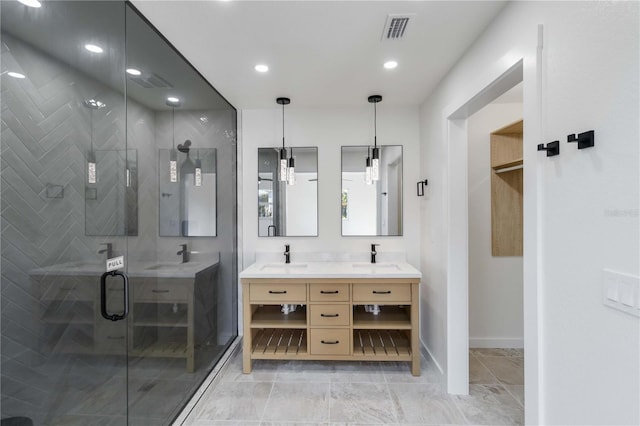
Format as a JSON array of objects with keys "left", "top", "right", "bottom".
[
  {"left": 30, "top": 259, "right": 218, "bottom": 372},
  {"left": 240, "top": 262, "right": 421, "bottom": 375}
]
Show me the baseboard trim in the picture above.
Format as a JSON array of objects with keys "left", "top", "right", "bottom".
[
  {"left": 469, "top": 337, "right": 524, "bottom": 348},
  {"left": 420, "top": 339, "right": 444, "bottom": 376}
]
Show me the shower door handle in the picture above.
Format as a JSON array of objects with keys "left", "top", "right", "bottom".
[{"left": 100, "top": 270, "right": 129, "bottom": 321}]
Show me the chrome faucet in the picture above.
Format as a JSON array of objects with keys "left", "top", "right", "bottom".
[
  {"left": 371, "top": 243, "right": 380, "bottom": 264},
  {"left": 98, "top": 243, "right": 113, "bottom": 259},
  {"left": 177, "top": 244, "right": 190, "bottom": 263},
  {"left": 284, "top": 244, "right": 290, "bottom": 264}
]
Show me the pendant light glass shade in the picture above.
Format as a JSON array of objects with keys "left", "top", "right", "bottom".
[
  {"left": 365, "top": 148, "right": 373, "bottom": 185},
  {"left": 84, "top": 99, "right": 105, "bottom": 184},
  {"left": 279, "top": 148, "right": 288, "bottom": 182},
  {"left": 368, "top": 95, "right": 382, "bottom": 181},
  {"left": 169, "top": 149, "right": 178, "bottom": 183},
  {"left": 194, "top": 158, "right": 202, "bottom": 187},
  {"left": 277, "top": 97, "right": 291, "bottom": 183},
  {"left": 287, "top": 152, "right": 295, "bottom": 185},
  {"left": 87, "top": 151, "right": 97, "bottom": 184}
]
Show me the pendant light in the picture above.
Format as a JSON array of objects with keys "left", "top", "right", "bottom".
[
  {"left": 194, "top": 149, "right": 202, "bottom": 187},
  {"left": 365, "top": 146, "right": 373, "bottom": 185},
  {"left": 287, "top": 147, "right": 296, "bottom": 185},
  {"left": 368, "top": 95, "right": 382, "bottom": 181},
  {"left": 84, "top": 99, "right": 106, "bottom": 184},
  {"left": 277, "top": 97, "right": 290, "bottom": 182},
  {"left": 166, "top": 98, "right": 181, "bottom": 182}
]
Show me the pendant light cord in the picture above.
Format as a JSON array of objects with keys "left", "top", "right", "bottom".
[
  {"left": 373, "top": 101, "right": 377, "bottom": 148},
  {"left": 282, "top": 102, "right": 285, "bottom": 150},
  {"left": 90, "top": 109, "right": 93, "bottom": 152},
  {"left": 172, "top": 107, "right": 175, "bottom": 150}
]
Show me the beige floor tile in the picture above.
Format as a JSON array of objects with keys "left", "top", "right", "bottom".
[
  {"left": 388, "top": 382, "right": 466, "bottom": 425},
  {"left": 196, "top": 381, "right": 273, "bottom": 422},
  {"left": 470, "top": 348, "right": 523, "bottom": 357},
  {"left": 478, "top": 356, "right": 524, "bottom": 385},
  {"left": 262, "top": 382, "right": 330, "bottom": 422},
  {"left": 453, "top": 384, "right": 524, "bottom": 425},
  {"left": 469, "top": 354, "right": 498, "bottom": 385},
  {"left": 381, "top": 355, "right": 443, "bottom": 384},
  {"left": 503, "top": 384, "right": 524, "bottom": 407},
  {"left": 220, "top": 355, "right": 279, "bottom": 382},
  {"left": 329, "top": 382, "right": 397, "bottom": 424}
]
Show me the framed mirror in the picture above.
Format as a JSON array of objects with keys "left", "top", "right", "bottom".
[
  {"left": 341, "top": 145, "right": 403, "bottom": 236},
  {"left": 85, "top": 149, "right": 138, "bottom": 236},
  {"left": 159, "top": 148, "right": 217, "bottom": 237},
  {"left": 258, "top": 147, "right": 318, "bottom": 237}
]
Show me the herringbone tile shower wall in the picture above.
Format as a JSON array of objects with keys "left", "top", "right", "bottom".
[{"left": 1, "top": 32, "right": 236, "bottom": 421}]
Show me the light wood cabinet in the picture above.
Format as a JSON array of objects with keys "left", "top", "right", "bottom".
[
  {"left": 491, "top": 119, "right": 523, "bottom": 256},
  {"left": 242, "top": 277, "right": 420, "bottom": 376}
]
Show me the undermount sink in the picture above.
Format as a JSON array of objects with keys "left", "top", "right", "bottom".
[
  {"left": 352, "top": 263, "right": 400, "bottom": 270},
  {"left": 260, "top": 263, "right": 308, "bottom": 271}
]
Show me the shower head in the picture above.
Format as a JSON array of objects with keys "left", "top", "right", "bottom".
[
  {"left": 177, "top": 139, "right": 192, "bottom": 153},
  {"left": 84, "top": 99, "right": 106, "bottom": 109}
]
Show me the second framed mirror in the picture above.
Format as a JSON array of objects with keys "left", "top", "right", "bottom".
[
  {"left": 258, "top": 147, "right": 318, "bottom": 237},
  {"left": 341, "top": 145, "right": 403, "bottom": 236}
]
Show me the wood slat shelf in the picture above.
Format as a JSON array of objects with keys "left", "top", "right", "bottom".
[
  {"left": 251, "top": 305, "right": 307, "bottom": 328},
  {"left": 353, "top": 329, "right": 412, "bottom": 358},
  {"left": 131, "top": 341, "right": 188, "bottom": 358},
  {"left": 352, "top": 306, "right": 411, "bottom": 329},
  {"left": 251, "top": 328, "right": 307, "bottom": 356}
]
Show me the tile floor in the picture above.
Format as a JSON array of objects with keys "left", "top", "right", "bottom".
[{"left": 183, "top": 347, "right": 524, "bottom": 425}]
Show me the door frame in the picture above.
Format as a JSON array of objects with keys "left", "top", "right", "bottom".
[{"left": 442, "top": 26, "right": 544, "bottom": 423}]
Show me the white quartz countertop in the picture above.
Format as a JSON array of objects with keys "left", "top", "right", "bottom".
[
  {"left": 239, "top": 261, "right": 421, "bottom": 279},
  {"left": 30, "top": 259, "right": 219, "bottom": 278}
]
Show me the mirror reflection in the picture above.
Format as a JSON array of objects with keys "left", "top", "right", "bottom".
[
  {"left": 85, "top": 149, "right": 138, "bottom": 236},
  {"left": 159, "top": 147, "right": 217, "bottom": 236},
  {"left": 258, "top": 147, "right": 318, "bottom": 237},
  {"left": 341, "top": 145, "right": 403, "bottom": 236}
]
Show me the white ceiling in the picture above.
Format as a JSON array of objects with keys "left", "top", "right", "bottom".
[{"left": 131, "top": 1, "right": 508, "bottom": 108}]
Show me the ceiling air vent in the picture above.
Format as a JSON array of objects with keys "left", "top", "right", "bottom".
[
  {"left": 128, "top": 73, "right": 173, "bottom": 89},
  {"left": 381, "top": 14, "right": 414, "bottom": 41}
]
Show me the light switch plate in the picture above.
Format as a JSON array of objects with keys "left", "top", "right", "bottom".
[{"left": 603, "top": 269, "right": 640, "bottom": 317}]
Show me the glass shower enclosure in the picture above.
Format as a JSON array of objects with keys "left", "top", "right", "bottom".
[{"left": 1, "top": 2, "right": 238, "bottom": 424}]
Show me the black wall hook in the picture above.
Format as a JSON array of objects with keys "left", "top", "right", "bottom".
[
  {"left": 537, "top": 141, "right": 560, "bottom": 157},
  {"left": 568, "top": 130, "right": 594, "bottom": 149},
  {"left": 417, "top": 179, "right": 428, "bottom": 196}
]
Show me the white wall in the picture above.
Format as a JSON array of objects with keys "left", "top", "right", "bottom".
[
  {"left": 241, "top": 106, "right": 420, "bottom": 268},
  {"left": 468, "top": 102, "right": 523, "bottom": 348},
  {"left": 419, "top": 1, "right": 639, "bottom": 425}
]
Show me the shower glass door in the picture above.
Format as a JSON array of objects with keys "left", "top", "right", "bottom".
[
  {"left": 1, "top": 2, "right": 237, "bottom": 425},
  {"left": 1, "top": 1, "right": 130, "bottom": 424}
]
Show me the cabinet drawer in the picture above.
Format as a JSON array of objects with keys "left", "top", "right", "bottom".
[
  {"left": 309, "top": 283, "right": 349, "bottom": 302},
  {"left": 352, "top": 283, "right": 411, "bottom": 303},
  {"left": 309, "top": 328, "right": 350, "bottom": 355},
  {"left": 250, "top": 283, "right": 306, "bottom": 302},
  {"left": 134, "top": 280, "right": 190, "bottom": 302},
  {"left": 309, "top": 304, "right": 350, "bottom": 326},
  {"left": 95, "top": 322, "right": 127, "bottom": 354}
]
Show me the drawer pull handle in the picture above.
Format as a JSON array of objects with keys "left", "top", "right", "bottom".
[
  {"left": 268, "top": 290, "right": 287, "bottom": 294},
  {"left": 372, "top": 290, "right": 392, "bottom": 294},
  {"left": 320, "top": 290, "right": 339, "bottom": 294},
  {"left": 321, "top": 340, "right": 340, "bottom": 345},
  {"left": 152, "top": 290, "right": 170, "bottom": 293},
  {"left": 107, "top": 336, "right": 125, "bottom": 340},
  {"left": 320, "top": 313, "right": 339, "bottom": 318}
]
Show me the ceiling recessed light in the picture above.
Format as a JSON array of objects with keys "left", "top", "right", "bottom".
[
  {"left": 126, "top": 68, "right": 142, "bottom": 76},
  {"left": 7, "top": 72, "right": 26, "bottom": 79},
  {"left": 384, "top": 60, "right": 398, "bottom": 69},
  {"left": 254, "top": 64, "right": 269, "bottom": 73},
  {"left": 84, "top": 44, "right": 103, "bottom": 54},
  {"left": 17, "top": 0, "right": 41, "bottom": 8},
  {"left": 167, "top": 97, "right": 180, "bottom": 103}
]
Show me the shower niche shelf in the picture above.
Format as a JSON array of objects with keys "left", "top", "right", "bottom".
[{"left": 242, "top": 278, "right": 420, "bottom": 375}]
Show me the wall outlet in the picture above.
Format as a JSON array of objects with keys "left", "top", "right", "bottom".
[{"left": 603, "top": 269, "right": 640, "bottom": 317}]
